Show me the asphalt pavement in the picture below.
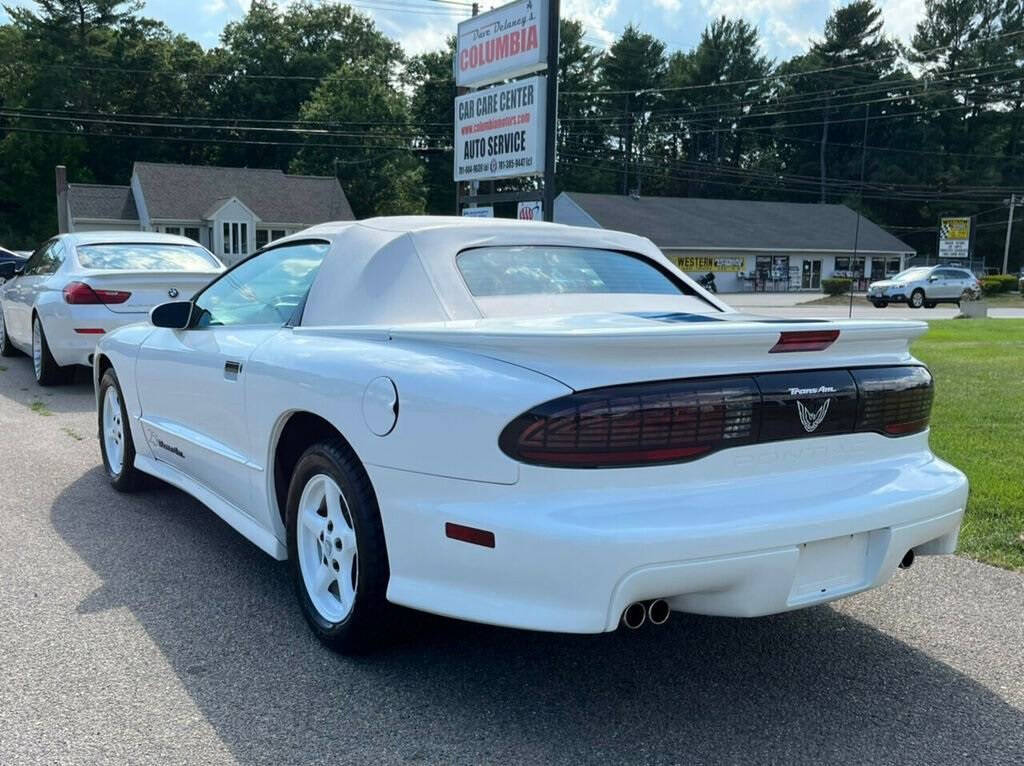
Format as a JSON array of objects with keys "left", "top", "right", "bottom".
[{"left": 0, "top": 352, "right": 1022, "bottom": 765}]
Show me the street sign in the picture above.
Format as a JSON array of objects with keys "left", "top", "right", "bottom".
[
  {"left": 454, "top": 75, "right": 546, "bottom": 182},
  {"left": 517, "top": 201, "right": 542, "bottom": 220},
  {"left": 939, "top": 217, "right": 971, "bottom": 258},
  {"left": 462, "top": 206, "right": 494, "bottom": 218},
  {"left": 455, "top": 0, "right": 548, "bottom": 88}
]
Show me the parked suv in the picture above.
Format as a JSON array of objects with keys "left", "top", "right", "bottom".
[{"left": 867, "top": 266, "right": 980, "bottom": 309}]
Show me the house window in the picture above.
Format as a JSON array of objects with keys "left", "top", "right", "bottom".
[
  {"left": 163, "top": 226, "right": 181, "bottom": 236},
  {"left": 184, "top": 227, "right": 200, "bottom": 243},
  {"left": 222, "top": 221, "right": 249, "bottom": 259},
  {"left": 256, "top": 229, "right": 269, "bottom": 250},
  {"left": 271, "top": 229, "right": 287, "bottom": 241},
  {"left": 886, "top": 257, "right": 901, "bottom": 275}
]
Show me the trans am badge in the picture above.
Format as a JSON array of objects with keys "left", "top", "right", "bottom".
[{"left": 796, "top": 399, "right": 831, "bottom": 433}]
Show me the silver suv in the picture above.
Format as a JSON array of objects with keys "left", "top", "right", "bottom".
[{"left": 867, "top": 266, "right": 980, "bottom": 309}]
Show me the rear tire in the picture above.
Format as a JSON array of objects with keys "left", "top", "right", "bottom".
[
  {"left": 286, "top": 439, "right": 391, "bottom": 654},
  {"left": 924, "top": 301, "right": 937, "bottom": 309},
  {"left": 0, "top": 309, "right": 17, "bottom": 357},
  {"left": 871, "top": 300, "right": 888, "bottom": 308},
  {"left": 98, "top": 369, "right": 144, "bottom": 492},
  {"left": 909, "top": 289, "right": 925, "bottom": 309},
  {"left": 32, "top": 316, "right": 71, "bottom": 385}
]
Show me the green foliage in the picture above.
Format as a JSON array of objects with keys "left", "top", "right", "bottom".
[
  {"left": 822, "top": 277, "right": 853, "bottom": 295},
  {"left": 979, "top": 275, "right": 1018, "bottom": 294}
]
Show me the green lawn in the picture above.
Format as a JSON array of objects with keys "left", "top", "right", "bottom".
[{"left": 911, "top": 319, "right": 1024, "bottom": 570}]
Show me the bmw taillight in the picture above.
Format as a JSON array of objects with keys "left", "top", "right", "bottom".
[
  {"left": 500, "top": 366, "right": 934, "bottom": 469},
  {"left": 63, "top": 281, "right": 131, "bottom": 305}
]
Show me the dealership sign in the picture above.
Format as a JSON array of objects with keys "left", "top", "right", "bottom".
[
  {"left": 939, "top": 216, "right": 971, "bottom": 258},
  {"left": 455, "top": 0, "right": 548, "bottom": 88},
  {"left": 454, "top": 76, "right": 546, "bottom": 182},
  {"left": 462, "top": 206, "right": 494, "bottom": 218}
]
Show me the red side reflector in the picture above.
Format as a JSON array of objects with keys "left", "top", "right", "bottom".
[
  {"left": 73, "top": 328, "right": 105, "bottom": 334},
  {"left": 445, "top": 522, "right": 495, "bottom": 548},
  {"left": 770, "top": 329, "right": 840, "bottom": 353}
]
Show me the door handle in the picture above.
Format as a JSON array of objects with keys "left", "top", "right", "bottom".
[{"left": 224, "top": 360, "right": 243, "bottom": 379}]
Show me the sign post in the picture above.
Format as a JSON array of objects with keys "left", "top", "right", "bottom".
[{"left": 541, "top": 0, "right": 559, "bottom": 221}]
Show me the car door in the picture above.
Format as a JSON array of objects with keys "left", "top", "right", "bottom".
[
  {"left": 1, "top": 240, "right": 59, "bottom": 347},
  {"left": 133, "top": 240, "right": 330, "bottom": 515}
]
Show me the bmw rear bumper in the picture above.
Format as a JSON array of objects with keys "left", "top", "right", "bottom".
[{"left": 370, "top": 432, "right": 967, "bottom": 634}]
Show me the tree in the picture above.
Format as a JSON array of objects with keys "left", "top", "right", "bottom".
[
  {"left": 291, "top": 64, "right": 425, "bottom": 217},
  {"left": 405, "top": 40, "right": 456, "bottom": 215}
]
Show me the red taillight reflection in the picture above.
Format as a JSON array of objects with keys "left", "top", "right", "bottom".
[
  {"left": 63, "top": 281, "right": 131, "bottom": 305},
  {"left": 769, "top": 330, "right": 840, "bottom": 353}
]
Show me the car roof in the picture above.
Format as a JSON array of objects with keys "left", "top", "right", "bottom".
[
  {"left": 58, "top": 230, "right": 206, "bottom": 249},
  {"left": 293, "top": 216, "right": 723, "bottom": 326}
]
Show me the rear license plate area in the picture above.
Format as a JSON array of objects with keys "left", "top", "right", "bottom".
[{"left": 788, "top": 533, "right": 870, "bottom": 604}]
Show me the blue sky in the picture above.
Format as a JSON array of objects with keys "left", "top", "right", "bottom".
[{"left": 1, "top": 0, "right": 927, "bottom": 60}]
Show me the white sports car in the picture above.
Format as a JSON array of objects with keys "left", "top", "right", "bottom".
[
  {"left": 93, "top": 217, "right": 968, "bottom": 653},
  {"left": 0, "top": 231, "right": 223, "bottom": 385}
]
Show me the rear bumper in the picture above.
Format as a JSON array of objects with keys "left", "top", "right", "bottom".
[
  {"left": 371, "top": 432, "right": 968, "bottom": 633},
  {"left": 45, "top": 308, "right": 147, "bottom": 367}
]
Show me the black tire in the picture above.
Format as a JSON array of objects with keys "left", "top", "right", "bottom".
[
  {"left": 286, "top": 439, "right": 391, "bottom": 654},
  {"left": 872, "top": 300, "right": 888, "bottom": 308},
  {"left": 924, "top": 302, "right": 937, "bottom": 309},
  {"left": 32, "top": 315, "right": 71, "bottom": 385},
  {"left": 909, "top": 289, "right": 925, "bottom": 309},
  {"left": 0, "top": 307, "right": 17, "bottom": 357},
  {"left": 98, "top": 369, "right": 144, "bottom": 492}
]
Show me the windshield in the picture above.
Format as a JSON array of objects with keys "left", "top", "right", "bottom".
[
  {"left": 891, "top": 267, "right": 932, "bottom": 282},
  {"left": 457, "top": 246, "right": 684, "bottom": 297},
  {"left": 77, "top": 243, "right": 221, "bottom": 271}
]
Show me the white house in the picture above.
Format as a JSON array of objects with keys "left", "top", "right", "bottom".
[
  {"left": 56, "top": 162, "right": 354, "bottom": 265},
  {"left": 554, "top": 192, "right": 916, "bottom": 292}
]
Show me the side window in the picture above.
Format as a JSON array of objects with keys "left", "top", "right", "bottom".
[
  {"left": 192, "top": 241, "right": 329, "bottom": 328},
  {"left": 23, "top": 240, "right": 62, "bottom": 276}
]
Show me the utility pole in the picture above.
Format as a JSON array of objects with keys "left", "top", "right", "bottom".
[
  {"left": 819, "top": 93, "right": 830, "bottom": 204},
  {"left": 541, "top": 0, "right": 560, "bottom": 221},
  {"left": 1003, "top": 193, "right": 1020, "bottom": 274},
  {"left": 849, "top": 103, "right": 870, "bottom": 318}
]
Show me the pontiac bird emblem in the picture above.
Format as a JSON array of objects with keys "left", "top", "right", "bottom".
[
  {"left": 168, "top": 288, "right": 179, "bottom": 298},
  {"left": 797, "top": 399, "right": 831, "bottom": 433}
]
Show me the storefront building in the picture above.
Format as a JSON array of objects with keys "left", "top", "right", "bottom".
[{"left": 554, "top": 193, "right": 914, "bottom": 293}]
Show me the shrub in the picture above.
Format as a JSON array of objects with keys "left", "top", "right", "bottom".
[
  {"left": 822, "top": 277, "right": 852, "bottom": 296},
  {"left": 980, "top": 276, "right": 1012, "bottom": 295}
]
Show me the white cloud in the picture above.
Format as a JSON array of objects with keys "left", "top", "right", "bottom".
[
  {"left": 652, "top": 0, "right": 682, "bottom": 10},
  {"left": 877, "top": 0, "right": 925, "bottom": 43},
  {"left": 562, "top": 0, "right": 620, "bottom": 46}
]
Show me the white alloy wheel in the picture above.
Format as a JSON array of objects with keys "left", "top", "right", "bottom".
[
  {"left": 103, "top": 385, "right": 125, "bottom": 476},
  {"left": 297, "top": 473, "right": 359, "bottom": 623},
  {"left": 32, "top": 318, "right": 43, "bottom": 380}
]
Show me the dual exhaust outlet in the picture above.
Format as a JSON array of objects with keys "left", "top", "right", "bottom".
[{"left": 621, "top": 599, "right": 671, "bottom": 630}]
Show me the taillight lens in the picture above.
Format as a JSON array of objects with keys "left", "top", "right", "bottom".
[
  {"left": 499, "top": 377, "right": 759, "bottom": 468},
  {"left": 63, "top": 281, "right": 131, "bottom": 305},
  {"left": 501, "top": 366, "right": 933, "bottom": 469},
  {"left": 853, "top": 366, "right": 933, "bottom": 436}
]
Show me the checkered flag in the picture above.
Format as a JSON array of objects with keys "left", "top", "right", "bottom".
[{"left": 939, "top": 220, "right": 953, "bottom": 240}]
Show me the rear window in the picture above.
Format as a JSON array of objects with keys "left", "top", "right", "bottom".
[
  {"left": 457, "top": 246, "right": 683, "bottom": 297},
  {"left": 77, "top": 243, "right": 221, "bottom": 271}
]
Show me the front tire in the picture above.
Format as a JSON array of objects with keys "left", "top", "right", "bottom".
[
  {"left": 32, "top": 316, "right": 70, "bottom": 385},
  {"left": 909, "top": 289, "right": 925, "bottom": 309},
  {"left": 286, "top": 439, "right": 390, "bottom": 654},
  {"left": 98, "top": 369, "right": 144, "bottom": 492},
  {"left": 0, "top": 308, "right": 17, "bottom": 357},
  {"left": 871, "top": 300, "right": 888, "bottom": 308}
]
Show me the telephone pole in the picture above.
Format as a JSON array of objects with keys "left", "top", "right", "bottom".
[{"left": 1003, "top": 193, "right": 1021, "bottom": 275}]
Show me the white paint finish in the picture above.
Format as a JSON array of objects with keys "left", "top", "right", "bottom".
[
  {"left": 362, "top": 376, "right": 399, "bottom": 436},
  {"left": 91, "top": 215, "right": 969, "bottom": 634}
]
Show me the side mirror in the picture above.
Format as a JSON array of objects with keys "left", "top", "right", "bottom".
[
  {"left": 0, "top": 262, "right": 16, "bottom": 281},
  {"left": 150, "top": 300, "right": 193, "bottom": 329},
  {"left": 928, "top": 275, "right": 939, "bottom": 282}
]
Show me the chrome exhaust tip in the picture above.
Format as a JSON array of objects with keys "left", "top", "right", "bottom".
[
  {"left": 899, "top": 549, "right": 915, "bottom": 569},
  {"left": 621, "top": 602, "right": 646, "bottom": 629},
  {"left": 647, "top": 599, "right": 671, "bottom": 626}
]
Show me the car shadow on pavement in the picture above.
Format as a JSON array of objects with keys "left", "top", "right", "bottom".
[
  {"left": 0, "top": 356, "right": 95, "bottom": 414},
  {"left": 52, "top": 468, "right": 1024, "bottom": 766}
]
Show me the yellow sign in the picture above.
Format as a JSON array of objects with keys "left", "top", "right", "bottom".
[
  {"left": 941, "top": 217, "right": 970, "bottom": 240},
  {"left": 674, "top": 256, "right": 743, "bottom": 273}
]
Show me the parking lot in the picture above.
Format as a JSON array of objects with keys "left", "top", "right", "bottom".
[{"left": 1, "top": 352, "right": 1023, "bottom": 765}]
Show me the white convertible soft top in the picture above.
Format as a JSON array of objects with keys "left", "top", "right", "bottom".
[{"left": 289, "top": 216, "right": 729, "bottom": 326}]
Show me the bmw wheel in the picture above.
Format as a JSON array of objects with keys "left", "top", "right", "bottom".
[
  {"left": 909, "top": 289, "right": 925, "bottom": 309},
  {"left": 286, "top": 439, "right": 390, "bottom": 654},
  {"left": 98, "top": 369, "right": 144, "bottom": 492},
  {"left": 0, "top": 309, "right": 17, "bottom": 357},
  {"left": 32, "top": 316, "right": 70, "bottom": 385}
]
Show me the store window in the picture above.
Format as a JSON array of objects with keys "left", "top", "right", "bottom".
[
  {"left": 163, "top": 226, "right": 182, "bottom": 236},
  {"left": 184, "top": 227, "right": 201, "bottom": 243}
]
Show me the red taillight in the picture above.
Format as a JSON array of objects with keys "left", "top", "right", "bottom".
[
  {"left": 853, "top": 366, "right": 933, "bottom": 436},
  {"left": 63, "top": 281, "right": 131, "bottom": 305},
  {"left": 769, "top": 330, "right": 840, "bottom": 353},
  {"left": 499, "top": 377, "right": 759, "bottom": 468}
]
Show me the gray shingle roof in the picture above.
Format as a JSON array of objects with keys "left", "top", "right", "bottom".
[
  {"left": 66, "top": 184, "right": 139, "bottom": 222},
  {"left": 561, "top": 192, "right": 915, "bottom": 254},
  {"left": 132, "top": 162, "right": 354, "bottom": 224}
]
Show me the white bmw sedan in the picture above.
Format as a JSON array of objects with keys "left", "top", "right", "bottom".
[
  {"left": 93, "top": 217, "right": 968, "bottom": 653},
  {"left": 0, "top": 231, "right": 223, "bottom": 385}
]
